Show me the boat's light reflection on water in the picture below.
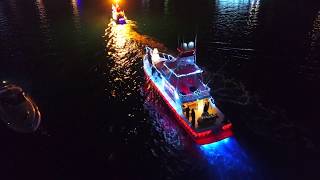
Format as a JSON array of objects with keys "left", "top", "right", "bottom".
[
  {"left": 71, "top": 0, "right": 81, "bottom": 30},
  {"left": 103, "top": 19, "right": 166, "bottom": 99},
  {"left": 104, "top": 20, "right": 141, "bottom": 99},
  {"left": 199, "top": 137, "right": 256, "bottom": 178}
]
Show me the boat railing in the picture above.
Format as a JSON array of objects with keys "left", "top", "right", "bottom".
[
  {"left": 158, "top": 53, "right": 175, "bottom": 61},
  {"left": 145, "top": 46, "right": 175, "bottom": 61}
]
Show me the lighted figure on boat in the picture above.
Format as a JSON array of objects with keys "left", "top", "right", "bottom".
[
  {"left": 112, "top": 2, "right": 126, "bottom": 25},
  {"left": 143, "top": 40, "right": 233, "bottom": 145}
]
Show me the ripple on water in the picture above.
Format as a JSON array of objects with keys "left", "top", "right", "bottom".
[
  {"left": 299, "top": 10, "right": 320, "bottom": 81},
  {"left": 102, "top": 20, "right": 166, "bottom": 100}
]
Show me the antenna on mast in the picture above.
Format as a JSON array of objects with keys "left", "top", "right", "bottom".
[{"left": 195, "top": 34, "right": 197, "bottom": 49}]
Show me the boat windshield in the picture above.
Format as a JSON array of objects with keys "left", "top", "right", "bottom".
[{"left": 174, "top": 74, "right": 207, "bottom": 95}]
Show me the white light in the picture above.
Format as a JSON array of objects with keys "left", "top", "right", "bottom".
[
  {"left": 174, "top": 91, "right": 179, "bottom": 100},
  {"left": 176, "top": 69, "right": 203, "bottom": 77},
  {"left": 182, "top": 43, "right": 188, "bottom": 50},
  {"left": 188, "top": 41, "right": 194, "bottom": 49}
]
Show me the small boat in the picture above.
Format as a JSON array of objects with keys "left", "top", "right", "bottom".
[
  {"left": 112, "top": 3, "right": 126, "bottom": 25},
  {"left": 0, "top": 81, "right": 41, "bottom": 133},
  {"left": 143, "top": 41, "right": 232, "bottom": 145}
]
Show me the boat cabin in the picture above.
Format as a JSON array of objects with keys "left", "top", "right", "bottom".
[
  {"left": 144, "top": 43, "right": 233, "bottom": 142},
  {"left": 147, "top": 43, "right": 223, "bottom": 131},
  {"left": 150, "top": 46, "right": 211, "bottom": 103}
]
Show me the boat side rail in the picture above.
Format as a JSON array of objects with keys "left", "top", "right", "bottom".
[
  {"left": 143, "top": 50, "right": 164, "bottom": 77},
  {"left": 159, "top": 53, "right": 175, "bottom": 61},
  {"left": 145, "top": 46, "right": 175, "bottom": 61}
]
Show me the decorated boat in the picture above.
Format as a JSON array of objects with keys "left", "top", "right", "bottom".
[
  {"left": 143, "top": 41, "right": 233, "bottom": 144},
  {"left": 112, "top": 3, "right": 126, "bottom": 25}
]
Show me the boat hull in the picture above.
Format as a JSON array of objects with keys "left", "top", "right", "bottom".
[{"left": 143, "top": 57, "right": 232, "bottom": 145}]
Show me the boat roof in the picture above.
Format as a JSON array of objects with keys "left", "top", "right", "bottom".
[{"left": 164, "top": 55, "right": 203, "bottom": 77}]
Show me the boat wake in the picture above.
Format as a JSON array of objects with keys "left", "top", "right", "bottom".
[{"left": 199, "top": 137, "right": 257, "bottom": 179}]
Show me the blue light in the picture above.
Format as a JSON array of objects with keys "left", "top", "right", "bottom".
[
  {"left": 76, "top": 0, "right": 81, "bottom": 7},
  {"left": 199, "top": 137, "right": 256, "bottom": 178},
  {"left": 200, "top": 137, "right": 231, "bottom": 151}
]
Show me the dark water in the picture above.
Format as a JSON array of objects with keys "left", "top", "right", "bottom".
[{"left": 0, "top": 0, "right": 319, "bottom": 179}]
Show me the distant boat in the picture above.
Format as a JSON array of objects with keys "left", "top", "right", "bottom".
[
  {"left": 112, "top": 3, "right": 126, "bottom": 25},
  {"left": 143, "top": 41, "right": 232, "bottom": 145},
  {"left": 0, "top": 81, "right": 41, "bottom": 133}
]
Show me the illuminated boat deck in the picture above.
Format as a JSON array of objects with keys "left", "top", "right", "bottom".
[{"left": 143, "top": 48, "right": 233, "bottom": 145}]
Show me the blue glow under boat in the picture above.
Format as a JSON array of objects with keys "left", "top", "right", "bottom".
[
  {"left": 143, "top": 42, "right": 233, "bottom": 145},
  {"left": 112, "top": 4, "right": 126, "bottom": 25}
]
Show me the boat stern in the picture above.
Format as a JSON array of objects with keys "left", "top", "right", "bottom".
[{"left": 193, "top": 125, "right": 233, "bottom": 145}]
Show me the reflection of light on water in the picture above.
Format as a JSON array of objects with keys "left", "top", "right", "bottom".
[
  {"left": 311, "top": 11, "right": 320, "bottom": 40},
  {"left": 200, "top": 137, "right": 255, "bottom": 178},
  {"left": 216, "top": 0, "right": 252, "bottom": 7},
  {"left": 36, "top": 0, "right": 49, "bottom": 30},
  {"left": 248, "top": 0, "right": 260, "bottom": 27},
  {"left": 71, "top": 0, "right": 81, "bottom": 31},
  {"left": 105, "top": 21, "right": 140, "bottom": 87},
  {"left": 214, "top": 0, "right": 260, "bottom": 43},
  {"left": 309, "top": 10, "right": 320, "bottom": 50},
  {"left": 215, "top": 0, "right": 260, "bottom": 24},
  {"left": 299, "top": 10, "right": 320, "bottom": 80},
  {"left": 216, "top": 0, "right": 260, "bottom": 23},
  {"left": 109, "top": 21, "right": 131, "bottom": 49},
  {"left": 104, "top": 20, "right": 166, "bottom": 99},
  {"left": 35, "top": 0, "right": 54, "bottom": 48},
  {"left": 104, "top": 20, "right": 144, "bottom": 99}
]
